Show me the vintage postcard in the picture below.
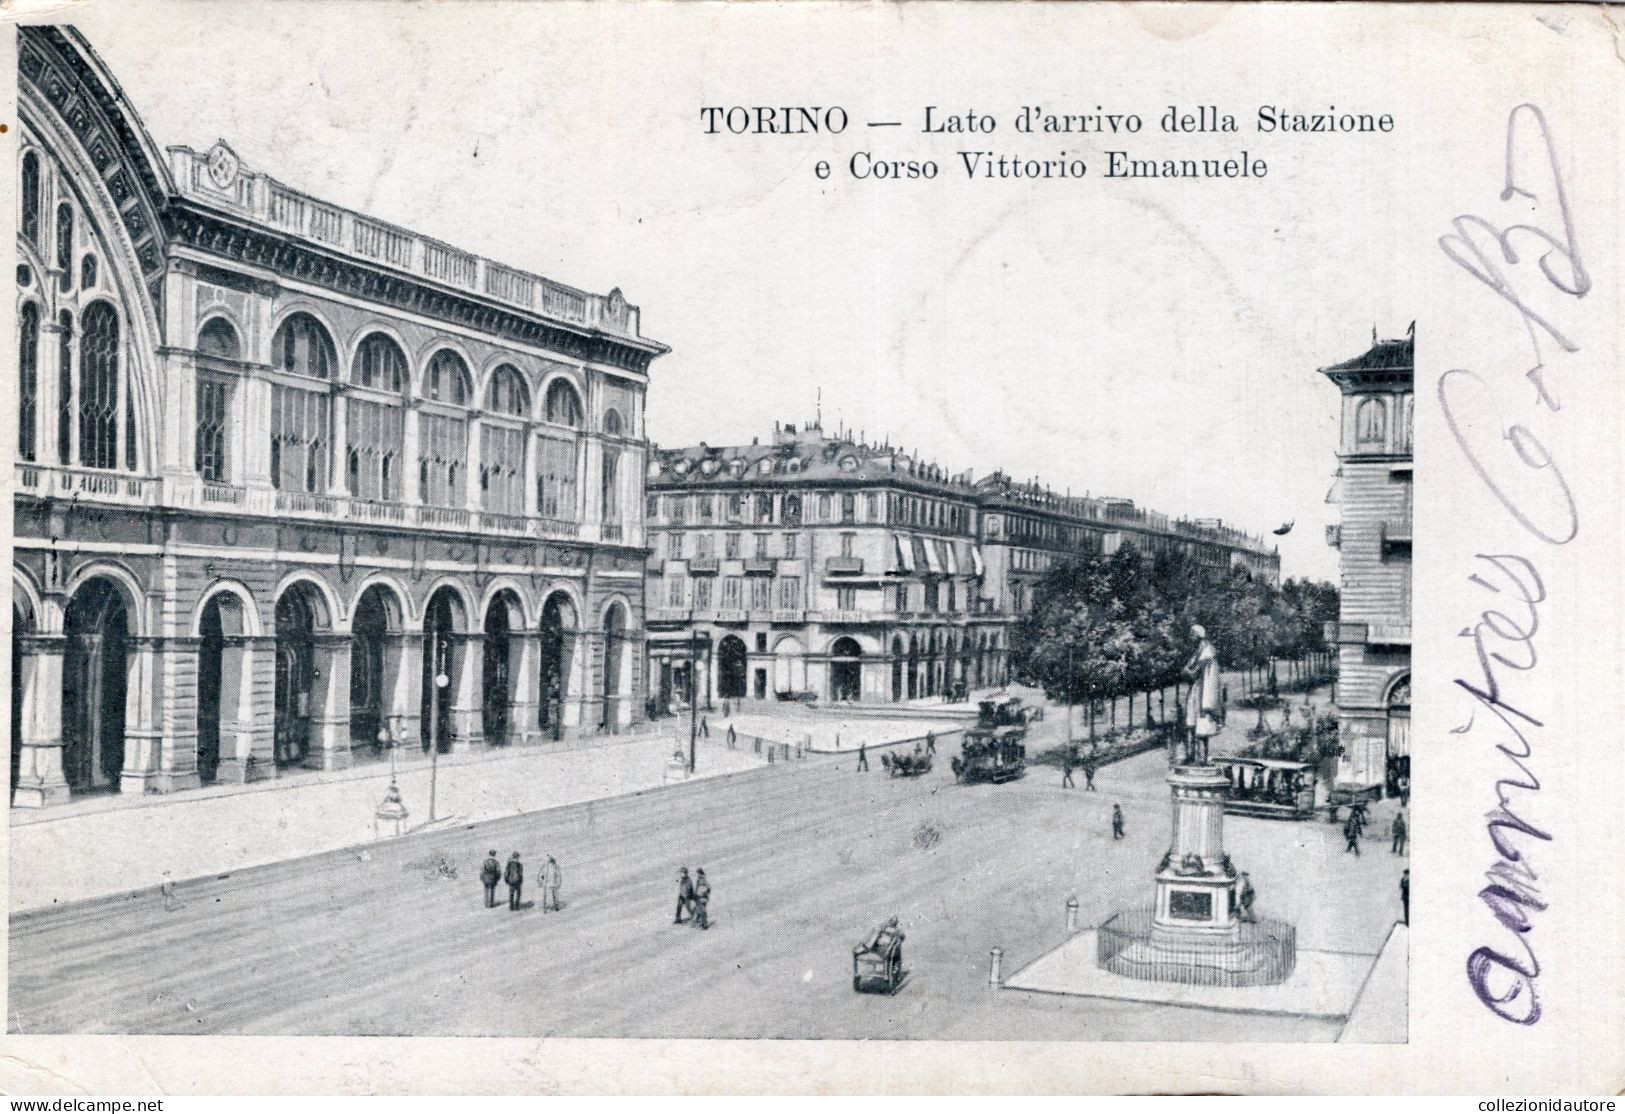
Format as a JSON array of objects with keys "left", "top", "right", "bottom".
[{"left": 0, "top": 0, "right": 1620, "bottom": 1096}]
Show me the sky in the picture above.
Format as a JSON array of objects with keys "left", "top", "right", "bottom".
[{"left": 74, "top": 2, "right": 1436, "bottom": 583}]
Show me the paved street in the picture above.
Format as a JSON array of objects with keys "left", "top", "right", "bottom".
[{"left": 9, "top": 708, "right": 1406, "bottom": 1039}]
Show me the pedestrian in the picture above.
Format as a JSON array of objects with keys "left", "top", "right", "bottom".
[
  {"left": 700, "top": 716, "right": 710, "bottom": 739},
  {"left": 925, "top": 732, "right": 936, "bottom": 757},
  {"left": 1344, "top": 814, "right": 1362, "bottom": 856},
  {"left": 726, "top": 723, "right": 737, "bottom": 748},
  {"left": 1239, "top": 871, "right": 1256, "bottom": 923},
  {"left": 1112, "top": 803, "right": 1125, "bottom": 841},
  {"left": 1400, "top": 868, "right": 1410, "bottom": 925},
  {"left": 1083, "top": 759, "right": 1097, "bottom": 791},
  {"left": 722, "top": 699, "right": 731, "bottom": 718},
  {"left": 692, "top": 867, "right": 711, "bottom": 930},
  {"left": 1391, "top": 809, "right": 1408, "bottom": 855},
  {"left": 541, "top": 855, "right": 563, "bottom": 912},
  {"left": 504, "top": 851, "right": 524, "bottom": 911},
  {"left": 480, "top": 849, "right": 502, "bottom": 909},
  {"left": 674, "top": 867, "right": 694, "bottom": 925},
  {"left": 1061, "top": 749, "right": 1075, "bottom": 789},
  {"left": 1352, "top": 800, "right": 1369, "bottom": 836},
  {"left": 857, "top": 742, "right": 868, "bottom": 773},
  {"left": 1398, "top": 774, "right": 1410, "bottom": 808}
]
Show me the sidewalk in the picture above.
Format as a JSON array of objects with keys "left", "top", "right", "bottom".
[{"left": 7, "top": 732, "right": 766, "bottom": 913}]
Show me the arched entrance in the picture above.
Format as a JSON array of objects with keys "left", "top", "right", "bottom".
[
  {"left": 482, "top": 591, "right": 523, "bottom": 746},
  {"left": 273, "top": 585, "right": 322, "bottom": 769},
  {"left": 601, "top": 602, "right": 631, "bottom": 731},
  {"left": 196, "top": 598, "right": 226, "bottom": 784},
  {"left": 830, "top": 637, "right": 862, "bottom": 702},
  {"left": 890, "top": 636, "right": 904, "bottom": 703},
  {"left": 539, "top": 591, "right": 577, "bottom": 736},
  {"left": 349, "top": 586, "right": 393, "bottom": 754},
  {"left": 421, "top": 587, "right": 463, "bottom": 753},
  {"left": 62, "top": 578, "right": 130, "bottom": 794},
  {"left": 1385, "top": 674, "right": 1410, "bottom": 798},
  {"left": 12, "top": 603, "right": 31, "bottom": 796},
  {"left": 907, "top": 636, "right": 920, "bottom": 700},
  {"left": 718, "top": 635, "right": 748, "bottom": 700}
]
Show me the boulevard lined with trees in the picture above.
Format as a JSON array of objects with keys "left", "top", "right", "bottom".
[{"left": 1010, "top": 547, "right": 1339, "bottom": 742}]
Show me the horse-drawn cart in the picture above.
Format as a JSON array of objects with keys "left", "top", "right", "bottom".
[{"left": 881, "top": 750, "right": 933, "bottom": 778}]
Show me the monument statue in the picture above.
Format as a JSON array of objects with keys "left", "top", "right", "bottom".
[{"left": 1180, "top": 625, "right": 1221, "bottom": 764}]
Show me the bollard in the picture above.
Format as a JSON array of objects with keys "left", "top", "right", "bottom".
[
  {"left": 1066, "top": 896, "right": 1079, "bottom": 933},
  {"left": 989, "top": 947, "right": 1004, "bottom": 986},
  {"left": 767, "top": 745, "right": 775, "bottom": 764}
]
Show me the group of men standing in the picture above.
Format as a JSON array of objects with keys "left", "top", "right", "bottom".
[{"left": 481, "top": 850, "right": 563, "bottom": 913}]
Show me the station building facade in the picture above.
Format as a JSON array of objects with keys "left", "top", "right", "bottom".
[
  {"left": 10, "top": 28, "right": 666, "bottom": 807},
  {"left": 644, "top": 422, "right": 1280, "bottom": 711},
  {"left": 1321, "top": 330, "right": 1413, "bottom": 797}
]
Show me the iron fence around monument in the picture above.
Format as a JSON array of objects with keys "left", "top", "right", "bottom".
[{"left": 1096, "top": 906, "right": 1297, "bottom": 988}]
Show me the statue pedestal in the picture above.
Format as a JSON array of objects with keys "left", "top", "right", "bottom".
[{"left": 1097, "top": 761, "right": 1296, "bottom": 987}]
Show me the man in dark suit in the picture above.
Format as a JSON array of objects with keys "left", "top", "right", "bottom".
[
  {"left": 1112, "top": 803, "right": 1125, "bottom": 840},
  {"left": 1061, "top": 748, "right": 1076, "bottom": 788},
  {"left": 480, "top": 850, "right": 502, "bottom": 909},
  {"left": 674, "top": 867, "right": 694, "bottom": 924},
  {"left": 505, "top": 852, "right": 524, "bottom": 911},
  {"left": 1400, "top": 869, "right": 1410, "bottom": 924},
  {"left": 692, "top": 868, "right": 712, "bottom": 930}
]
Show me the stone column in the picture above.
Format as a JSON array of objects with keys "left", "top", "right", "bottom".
[
  {"left": 152, "top": 635, "right": 203, "bottom": 794},
  {"left": 561, "top": 629, "right": 586, "bottom": 730},
  {"left": 507, "top": 630, "right": 541, "bottom": 745},
  {"left": 12, "top": 633, "right": 69, "bottom": 808},
  {"left": 386, "top": 630, "right": 425, "bottom": 751},
  {"left": 307, "top": 632, "right": 353, "bottom": 771},
  {"left": 119, "top": 636, "right": 165, "bottom": 795},
  {"left": 215, "top": 634, "right": 275, "bottom": 783},
  {"left": 326, "top": 388, "right": 349, "bottom": 498},
  {"left": 447, "top": 631, "right": 485, "bottom": 750}
]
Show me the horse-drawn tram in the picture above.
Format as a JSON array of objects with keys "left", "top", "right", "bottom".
[
  {"left": 951, "top": 697, "right": 1029, "bottom": 784},
  {"left": 1213, "top": 757, "right": 1318, "bottom": 820}
]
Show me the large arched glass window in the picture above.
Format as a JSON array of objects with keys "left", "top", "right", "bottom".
[
  {"left": 20, "top": 152, "right": 41, "bottom": 248},
  {"left": 77, "top": 302, "right": 120, "bottom": 469},
  {"left": 538, "top": 379, "right": 583, "bottom": 522},
  {"left": 347, "top": 333, "right": 407, "bottom": 501},
  {"left": 55, "top": 204, "right": 73, "bottom": 295},
  {"left": 194, "top": 319, "right": 240, "bottom": 484},
  {"left": 417, "top": 348, "right": 471, "bottom": 508},
  {"left": 481, "top": 364, "right": 530, "bottom": 516},
  {"left": 18, "top": 303, "right": 39, "bottom": 462},
  {"left": 56, "top": 311, "right": 72, "bottom": 465},
  {"left": 268, "top": 314, "right": 334, "bottom": 493}
]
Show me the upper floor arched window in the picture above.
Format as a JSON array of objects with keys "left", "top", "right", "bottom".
[
  {"left": 353, "top": 333, "right": 407, "bottom": 391},
  {"left": 423, "top": 349, "right": 471, "bottom": 404},
  {"left": 197, "top": 317, "right": 241, "bottom": 360},
  {"left": 78, "top": 301, "right": 121, "bottom": 470},
  {"left": 544, "top": 379, "right": 583, "bottom": 427},
  {"left": 273, "top": 313, "right": 335, "bottom": 379},
  {"left": 1355, "top": 397, "right": 1387, "bottom": 446},
  {"left": 80, "top": 254, "right": 97, "bottom": 290},
  {"left": 487, "top": 364, "right": 530, "bottom": 417},
  {"left": 20, "top": 152, "right": 41, "bottom": 248},
  {"left": 18, "top": 303, "right": 39, "bottom": 462},
  {"left": 55, "top": 204, "right": 74, "bottom": 294},
  {"left": 603, "top": 407, "right": 625, "bottom": 437}
]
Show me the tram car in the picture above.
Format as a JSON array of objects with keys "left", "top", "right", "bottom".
[
  {"left": 1212, "top": 757, "right": 1318, "bottom": 820},
  {"left": 951, "top": 697, "right": 1029, "bottom": 784}
]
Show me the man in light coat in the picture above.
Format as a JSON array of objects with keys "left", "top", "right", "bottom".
[{"left": 541, "top": 855, "right": 563, "bottom": 912}]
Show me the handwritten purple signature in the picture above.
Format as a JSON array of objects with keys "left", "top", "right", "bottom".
[{"left": 1438, "top": 103, "right": 1589, "bottom": 1025}]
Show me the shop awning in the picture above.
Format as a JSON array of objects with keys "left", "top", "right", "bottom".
[
  {"left": 970, "top": 545, "right": 985, "bottom": 578},
  {"left": 939, "top": 540, "right": 958, "bottom": 576},
  {"left": 920, "top": 538, "right": 943, "bottom": 575},
  {"left": 894, "top": 534, "right": 915, "bottom": 573}
]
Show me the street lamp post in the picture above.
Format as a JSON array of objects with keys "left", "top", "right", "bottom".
[
  {"left": 427, "top": 641, "right": 450, "bottom": 823},
  {"left": 374, "top": 718, "right": 408, "bottom": 838}
]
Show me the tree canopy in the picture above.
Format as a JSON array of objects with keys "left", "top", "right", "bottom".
[{"left": 1010, "top": 546, "right": 1338, "bottom": 707}]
